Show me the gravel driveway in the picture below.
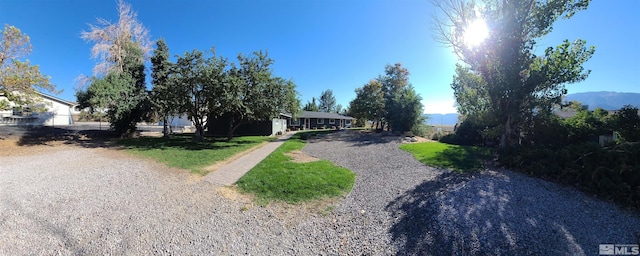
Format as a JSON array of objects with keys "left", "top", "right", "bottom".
[{"left": 1, "top": 130, "right": 639, "bottom": 255}]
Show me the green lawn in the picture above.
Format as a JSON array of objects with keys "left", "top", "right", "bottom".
[
  {"left": 118, "top": 135, "right": 272, "bottom": 175},
  {"left": 237, "top": 132, "right": 355, "bottom": 204},
  {"left": 400, "top": 142, "right": 492, "bottom": 172}
]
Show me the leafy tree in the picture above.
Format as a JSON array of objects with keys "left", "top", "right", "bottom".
[
  {"left": 562, "top": 105, "right": 610, "bottom": 144},
  {"left": 451, "top": 64, "right": 490, "bottom": 118},
  {"left": 388, "top": 85, "right": 425, "bottom": 132},
  {"left": 380, "top": 63, "right": 410, "bottom": 130},
  {"left": 348, "top": 79, "right": 385, "bottom": 129},
  {"left": 83, "top": 41, "right": 147, "bottom": 135},
  {"left": 612, "top": 105, "right": 640, "bottom": 142},
  {"left": 221, "top": 51, "right": 300, "bottom": 141},
  {"left": 303, "top": 97, "right": 319, "bottom": 111},
  {"left": 335, "top": 104, "right": 343, "bottom": 114},
  {"left": 378, "top": 63, "right": 426, "bottom": 132},
  {"left": 0, "top": 24, "right": 56, "bottom": 109},
  {"left": 318, "top": 89, "right": 337, "bottom": 113},
  {"left": 434, "top": 0, "right": 595, "bottom": 148},
  {"left": 349, "top": 64, "right": 424, "bottom": 132},
  {"left": 150, "top": 39, "right": 176, "bottom": 137},
  {"left": 172, "top": 49, "right": 227, "bottom": 142},
  {"left": 78, "top": 0, "right": 151, "bottom": 136}
]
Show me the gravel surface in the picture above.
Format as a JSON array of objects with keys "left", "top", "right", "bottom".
[
  {"left": 1, "top": 130, "right": 639, "bottom": 255},
  {"left": 303, "top": 130, "right": 640, "bottom": 255}
]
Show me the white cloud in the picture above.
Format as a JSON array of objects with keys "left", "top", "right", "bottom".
[{"left": 423, "top": 99, "right": 458, "bottom": 114}]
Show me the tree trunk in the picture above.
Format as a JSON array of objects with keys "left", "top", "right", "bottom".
[
  {"left": 162, "top": 116, "right": 169, "bottom": 137},
  {"left": 194, "top": 124, "right": 204, "bottom": 142},
  {"left": 499, "top": 114, "right": 514, "bottom": 149},
  {"left": 227, "top": 119, "right": 235, "bottom": 142}
]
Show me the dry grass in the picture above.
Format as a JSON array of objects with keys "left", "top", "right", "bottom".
[
  {"left": 284, "top": 150, "right": 319, "bottom": 163},
  {"left": 0, "top": 138, "right": 72, "bottom": 157}
]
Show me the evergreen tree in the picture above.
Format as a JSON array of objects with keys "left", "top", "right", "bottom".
[
  {"left": 150, "top": 39, "right": 175, "bottom": 137},
  {"left": 318, "top": 89, "right": 337, "bottom": 113}
]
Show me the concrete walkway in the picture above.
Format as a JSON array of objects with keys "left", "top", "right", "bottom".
[{"left": 204, "top": 131, "right": 297, "bottom": 186}]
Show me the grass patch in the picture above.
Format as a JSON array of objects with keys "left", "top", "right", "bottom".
[
  {"left": 237, "top": 132, "right": 355, "bottom": 204},
  {"left": 118, "top": 134, "right": 273, "bottom": 175},
  {"left": 400, "top": 141, "right": 492, "bottom": 172}
]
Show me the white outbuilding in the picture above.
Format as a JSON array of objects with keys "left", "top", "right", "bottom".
[{"left": 0, "top": 91, "right": 75, "bottom": 126}]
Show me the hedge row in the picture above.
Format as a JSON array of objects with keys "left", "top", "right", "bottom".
[{"left": 499, "top": 142, "right": 640, "bottom": 210}]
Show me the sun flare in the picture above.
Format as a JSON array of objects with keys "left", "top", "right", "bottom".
[{"left": 464, "top": 18, "right": 489, "bottom": 48}]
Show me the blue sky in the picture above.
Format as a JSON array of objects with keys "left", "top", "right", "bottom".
[{"left": 1, "top": 0, "right": 638, "bottom": 114}]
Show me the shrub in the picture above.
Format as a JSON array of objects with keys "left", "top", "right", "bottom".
[
  {"left": 411, "top": 123, "right": 430, "bottom": 137},
  {"left": 439, "top": 133, "right": 463, "bottom": 145},
  {"left": 612, "top": 105, "right": 640, "bottom": 142},
  {"left": 300, "top": 132, "right": 314, "bottom": 140},
  {"left": 431, "top": 132, "right": 443, "bottom": 141},
  {"left": 499, "top": 142, "right": 640, "bottom": 209}
]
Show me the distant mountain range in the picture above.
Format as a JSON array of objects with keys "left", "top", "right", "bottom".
[
  {"left": 425, "top": 113, "right": 459, "bottom": 126},
  {"left": 422, "top": 92, "right": 639, "bottom": 126},
  {"left": 565, "top": 91, "right": 640, "bottom": 110}
]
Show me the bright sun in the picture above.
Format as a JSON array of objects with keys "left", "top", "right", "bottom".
[{"left": 464, "top": 18, "right": 489, "bottom": 48}]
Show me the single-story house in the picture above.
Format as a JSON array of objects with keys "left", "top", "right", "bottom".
[
  {"left": 0, "top": 91, "right": 75, "bottom": 126},
  {"left": 207, "top": 113, "right": 290, "bottom": 137},
  {"left": 159, "top": 115, "right": 201, "bottom": 131},
  {"left": 290, "top": 111, "right": 354, "bottom": 130}
]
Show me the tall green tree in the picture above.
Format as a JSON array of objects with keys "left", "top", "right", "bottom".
[
  {"left": 303, "top": 97, "right": 319, "bottom": 111},
  {"left": 84, "top": 40, "right": 147, "bottom": 135},
  {"left": 335, "top": 104, "right": 343, "bottom": 114},
  {"left": 388, "top": 85, "right": 425, "bottom": 132},
  {"left": 150, "top": 39, "right": 176, "bottom": 137},
  {"left": 380, "top": 63, "right": 410, "bottom": 131},
  {"left": 318, "top": 89, "right": 337, "bottom": 113},
  {"left": 451, "top": 64, "right": 490, "bottom": 118},
  {"left": 172, "top": 49, "right": 227, "bottom": 142},
  {"left": 0, "top": 24, "right": 56, "bottom": 109},
  {"left": 78, "top": 0, "right": 151, "bottom": 136},
  {"left": 349, "top": 79, "right": 385, "bottom": 129},
  {"left": 434, "top": 0, "right": 595, "bottom": 148},
  {"left": 349, "top": 64, "right": 424, "bottom": 132},
  {"left": 222, "top": 51, "right": 300, "bottom": 141}
]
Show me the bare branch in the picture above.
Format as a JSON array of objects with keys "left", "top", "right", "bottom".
[{"left": 80, "top": 0, "right": 151, "bottom": 76}]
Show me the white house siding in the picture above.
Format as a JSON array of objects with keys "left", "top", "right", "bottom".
[
  {"left": 272, "top": 118, "right": 287, "bottom": 135},
  {"left": 40, "top": 98, "right": 73, "bottom": 126},
  {"left": 0, "top": 94, "right": 74, "bottom": 126}
]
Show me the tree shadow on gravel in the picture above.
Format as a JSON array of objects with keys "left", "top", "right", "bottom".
[
  {"left": 305, "top": 130, "right": 398, "bottom": 147},
  {"left": 14, "top": 126, "right": 119, "bottom": 148},
  {"left": 385, "top": 170, "right": 640, "bottom": 255},
  {"left": 0, "top": 198, "right": 88, "bottom": 254}
]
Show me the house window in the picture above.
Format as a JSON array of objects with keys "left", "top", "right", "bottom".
[
  {"left": 293, "top": 118, "right": 300, "bottom": 125},
  {"left": 329, "top": 119, "right": 335, "bottom": 124},
  {"left": 346, "top": 120, "right": 352, "bottom": 125},
  {"left": 12, "top": 107, "right": 32, "bottom": 116},
  {"left": 317, "top": 118, "right": 324, "bottom": 124}
]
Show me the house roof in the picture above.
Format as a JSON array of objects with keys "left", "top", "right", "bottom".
[
  {"left": 297, "top": 111, "right": 354, "bottom": 119},
  {"left": 279, "top": 113, "right": 292, "bottom": 118},
  {"left": 1, "top": 90, "right": 77, "bottom": 106},
  {"left": 38, "top": 92, "right": 77, "bottom": 106}
]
